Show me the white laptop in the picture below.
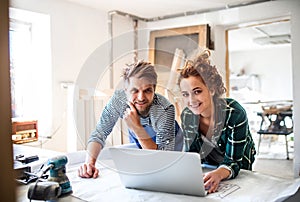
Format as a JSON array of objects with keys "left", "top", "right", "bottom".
[{"left": 109, "top": 147, "right": 207, "bottom": 196}]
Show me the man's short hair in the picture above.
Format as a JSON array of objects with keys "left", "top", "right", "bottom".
[{"left": 122, "top": 61, "right": 157, "bottom": 86}]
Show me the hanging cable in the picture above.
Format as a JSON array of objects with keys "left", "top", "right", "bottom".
[
  {"left": 108, "top": 11, "right": 114, "bottom": 89},
  {"left": 133, "top": 19, "right": 138, "bottom": 63}
]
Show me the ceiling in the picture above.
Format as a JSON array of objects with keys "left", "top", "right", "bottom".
[
  {"left": 65, "top": 0, "right": 271, "bottom": 19},
  {"left": 229, "top": 20, "right": 291, "bottom": 51},
  {"left": 65, "top": 0, "right": 290, "bottom": 51}
]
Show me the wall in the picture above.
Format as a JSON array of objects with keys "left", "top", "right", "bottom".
[
  {"left": 230, "top": 45, "right": 293, "bottom": 101},
  {"left": 290, "top": 0, "right": 300, "bottom": 178}
]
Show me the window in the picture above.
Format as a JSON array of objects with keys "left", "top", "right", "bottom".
[
  {"left": 9, "top": 8, "right": 52, "bottom": 137},
  {"left": 9, "top": 19, "right": 32, "bottom": 118}
]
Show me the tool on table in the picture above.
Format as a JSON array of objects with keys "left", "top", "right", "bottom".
[
  {"left": 47, "top": 155, "right": 73, "bottom": 195},
  {"left": 15, "top": 165, "right": 48, "bottom": 185},
  {"left": 16, "top": 154, "right": 39, "bottom": 164},
  {"left": 27, "top": 181, "right": 61, "bottom": 201},
  {"left": 27, "top": 155, "right": 72, "bottom": 201},
  {"left": 14, "top": 154, "right": 48, "bottom": 185}
]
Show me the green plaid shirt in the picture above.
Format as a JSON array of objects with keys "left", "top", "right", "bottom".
[{"left": 181, "top": 98, "right": 256, "bottom": 179}]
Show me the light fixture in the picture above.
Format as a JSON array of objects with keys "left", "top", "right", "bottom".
[{"left": 253, "top": 34, "right": 291, "bottom": 45}]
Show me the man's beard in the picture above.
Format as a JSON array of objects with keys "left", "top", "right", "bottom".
[{"left": 136, "top": 104, "right": 151, "bottom": 117}]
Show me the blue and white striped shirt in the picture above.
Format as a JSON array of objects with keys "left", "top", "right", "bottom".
[{"left": 88, "top": 90, "right": 176, "bottom": 150}]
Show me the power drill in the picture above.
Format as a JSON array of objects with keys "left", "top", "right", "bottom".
[
  {"left": 47, "top": 155, "right": 72, "bottom": 195},
  {"left": 27, "top": 155, "right": 72, "bottom": 200}
]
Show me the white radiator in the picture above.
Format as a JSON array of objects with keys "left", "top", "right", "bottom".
[{"left": 67, "top": 86, "right": 124, "bottom": 152}]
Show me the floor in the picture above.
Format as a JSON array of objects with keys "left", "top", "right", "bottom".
[
  {"left": 252, "top": 133, "right": 294, "bottom": 179},
  {"left": 251, "top": 134, "right": 300, "bottom": 201}
]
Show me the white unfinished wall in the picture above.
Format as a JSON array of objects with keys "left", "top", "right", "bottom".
[{"left": 229, "top": 46, "right": 293, "bottom": 101}]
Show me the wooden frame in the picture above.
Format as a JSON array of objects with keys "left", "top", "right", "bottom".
[
  {"left": 148, "top": 25, "right": 210, "bottom": 124},
  {"left": 0, "top": 0, "right": 16, "bottom": 200},
  {"left": 149, "top": 24, "right": 210, "bottom": 68},
  {"left": 225, "top": 30, "right": 230, "bottom": 97}
]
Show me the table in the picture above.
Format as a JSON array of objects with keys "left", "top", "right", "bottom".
[
  {"left": 14, "top": 145, "right": 300, "bottom": 202},
  {"left": 14, "top": 145, "right": 83, "bottom": 202},
  {"left": 257, "top": 110, "right": 293, "bottom": 159}
]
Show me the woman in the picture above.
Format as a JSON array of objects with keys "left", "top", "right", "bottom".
[{"left": 178, "top": 50, "right": 256, "bottom": 193}]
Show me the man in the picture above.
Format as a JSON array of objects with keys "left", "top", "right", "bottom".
[{"left": 78, "top": 61, "right": 183, "bottom": 178}]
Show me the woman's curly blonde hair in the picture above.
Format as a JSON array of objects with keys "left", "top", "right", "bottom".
[{"left": 178, "top": 50, "right": 226, "bottom": 98}]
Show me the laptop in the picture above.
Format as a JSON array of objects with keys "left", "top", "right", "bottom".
[{"left": 109, "top": 147, "right": 207, "bottom": 196}]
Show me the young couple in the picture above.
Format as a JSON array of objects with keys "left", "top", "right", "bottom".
[{"left": 78, "top": 50, "right": 256, "bottom": 193}]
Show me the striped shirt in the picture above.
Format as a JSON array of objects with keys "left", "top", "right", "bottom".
[
  {"left": 181, "top": 98, "right": 256, "bottom": 179},
  {"left": 88, "top": 89, "right": 176, "bottom": 150}
]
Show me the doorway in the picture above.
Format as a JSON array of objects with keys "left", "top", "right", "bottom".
[{"left": 226, "top": 19, "right": 294, "bottom": 178}]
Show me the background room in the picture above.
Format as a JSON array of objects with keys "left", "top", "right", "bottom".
[{"left": 4, "top": 0, "right": 300, "bottom": 185}]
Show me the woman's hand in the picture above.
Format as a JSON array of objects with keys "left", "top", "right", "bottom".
[{"left": 203, "top": 167, "right": 230, "bottom": 193}]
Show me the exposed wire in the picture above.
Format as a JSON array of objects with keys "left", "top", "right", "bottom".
[
  {"left": 107, "top": 1, "right": 272, "bottom": 22},
  {"left": 28, "top": 164, "right": 54, "bottom": 202}
]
